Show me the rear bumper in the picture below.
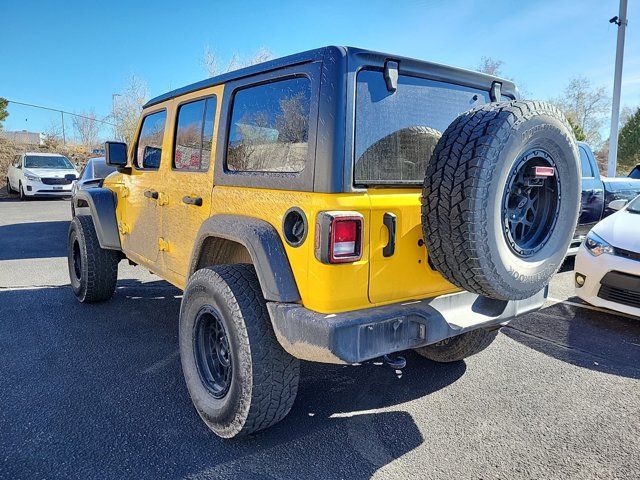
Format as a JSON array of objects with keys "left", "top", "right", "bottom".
[{"left": 267, "top": 288, "right": 547, "bottom": 364}]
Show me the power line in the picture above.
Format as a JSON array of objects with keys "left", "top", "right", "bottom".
[{"left": 6, "top": 99, "right": 117, "bottom": 127}]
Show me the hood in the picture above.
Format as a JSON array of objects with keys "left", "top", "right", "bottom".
[
  {"left": 592, "top": 209, "right": 640, "bottom": 252},
  {"left": 24, "top": 168, "right": 77, "bottom": 178}
]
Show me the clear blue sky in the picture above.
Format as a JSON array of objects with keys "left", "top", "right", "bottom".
[{"left": 1, "top": 0, "right": 638, "bottom": 141}]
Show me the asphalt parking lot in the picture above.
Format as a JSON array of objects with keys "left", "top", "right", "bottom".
[{"left": 1, "top": 198, "right": 639, "bottom": 480}]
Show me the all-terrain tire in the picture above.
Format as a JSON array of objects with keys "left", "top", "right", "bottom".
[
  {"left": 414, "top": 328, "right": 498, "bottom": 363},
  {"left": 68, "top": 215, "right": 119, "bottom": 302},
  {"left": 422, "top": 101, "right": 580, "bottom": 300},
  {"left": 356, "top": 126, "right": 442, "bottom": 183},
  {"left": 179, "top": 265, "right": 300, "bottom": 438}
]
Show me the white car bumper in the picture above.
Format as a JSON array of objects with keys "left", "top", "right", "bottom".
[
  {"left": 575, "top": 244, "right": 640, "bottom": 318},
  {"left": 23, "top": 178, "right": 73, "bottom": 197}
]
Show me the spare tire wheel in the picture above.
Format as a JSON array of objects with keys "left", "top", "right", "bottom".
[
  {"left": 422, "top": 100, "right": 580, "bottom": 301},
  {"left": 356, "top": 126, "right": 442, "bottom": 183}
]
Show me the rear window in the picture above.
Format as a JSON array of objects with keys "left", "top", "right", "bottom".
[
  {"left": 354, "top": 70, "right": 490, "bottom": 185},
  {"left": 173, "top": 97, "right": 216, "bottom": 171},
  {"left": 226, "top": 77, "right": 311, "bottom": 173},
  {"left": 93, "top": 160, "right": 116, "bottom": 179}
]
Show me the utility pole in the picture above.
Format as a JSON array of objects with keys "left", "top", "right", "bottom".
[
  {"left": 607, "top": 0, "right": 628, "bottom": 177},
  {"left": 61, "top": 111, "right": 66, "bottom": 145},
  {"left": 112, "top": 93, "right": 121, "bottom": 139}
]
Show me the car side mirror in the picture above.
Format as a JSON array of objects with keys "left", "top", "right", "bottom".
[
  {"left": 105, "top": 141, "right": 128, "bottom": 167},
  {"left": 607, "top": 199, "right": 628, "bottom": 211}
]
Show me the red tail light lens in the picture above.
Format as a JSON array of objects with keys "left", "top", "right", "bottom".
[
  {"left": 332, "top": 219, "right": 359, "bottom": 260},
  {"left": 315, "top": 212, "right": 363, "bottom": 264}
]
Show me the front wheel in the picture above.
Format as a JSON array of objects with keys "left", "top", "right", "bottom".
[
  {"left": 179, "top": 265, "right": 300, "bottom": 438},
  {"left": 68, "top": 216, "right": 120, "bottom": 302},
  {"left": 19, "top": 182, "right": 26, "bottom": 201},
  {"left": 6, "top": 178, "right": 13, "bottom": 194}
]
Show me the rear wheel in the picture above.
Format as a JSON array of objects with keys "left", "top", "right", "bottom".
[
  {"left": 179, "top": 265, "right": 300, "bottom": 438},
  {"left": 414, "top": 329, "right": 498, "bottom": 363},
  {"left": 67, "top": 216, "right": 119, "bottom": 302}
]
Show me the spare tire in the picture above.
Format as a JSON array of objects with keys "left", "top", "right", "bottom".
[
  {"left": 422, "top": 100, "right": 580, "bottom": 301},
  {"left": 356, "top": 126, "right": 441, "bottom": 183}
]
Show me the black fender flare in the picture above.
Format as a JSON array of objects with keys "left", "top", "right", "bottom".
[
  {"left": 75, "top": 188, "right": 121, "bottom": 251},
  {"left": 189, "top": 215, "right": 300, "bottom": 303}
]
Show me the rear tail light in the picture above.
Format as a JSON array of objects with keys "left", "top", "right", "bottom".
[{"left": 315, "top": 211, "right": 364, "bottom": 264}]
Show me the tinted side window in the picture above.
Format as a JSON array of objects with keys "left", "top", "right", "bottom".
[
  {"left": 174, "top": 97, "right": 217, "bottom": 171},
  {"left": 135, "top": 110, "right": 167, "bottom": 169},
  {"left": 226, "top": 77, "right": 311, "bottom": 173},
  {"left": 629, "top": 166, "right": 640, "bottom": 179},
  {"left": 579, "top": 147, "right": 593, "bottom": 177}
]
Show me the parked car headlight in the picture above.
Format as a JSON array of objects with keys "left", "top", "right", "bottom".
[
  {"left": 584, "top": 231, "right": 614, "bottom": 257},
  {"left": 24, "top": 173, "right": 41, "bottom": 182}
]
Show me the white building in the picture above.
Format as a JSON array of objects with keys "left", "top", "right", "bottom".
[{"left": 0, "top": 130, "right": 45, "bottom": 145}]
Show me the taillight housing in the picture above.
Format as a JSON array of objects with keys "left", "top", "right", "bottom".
[{"left": 315, "top": 211, "right": 364, "bottom": 264}]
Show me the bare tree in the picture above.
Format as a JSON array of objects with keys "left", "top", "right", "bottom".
[
  {"left": 72, "top": 110, "right": 100, "bottom": 148},
  {"left": 477, "top": 57, "right": 504, "bottom": 76},
  {"left": 112, "top": 75, "right": 149, "bottom": 144},
  {"left": 201, "top": 46, "right": 273, "bottom": 77},
  {"left": 554, "top": 76, "right": 609, "bottom": 145},
  {"left": 43, "top": 119, "right": 63, "bottom": 148}
]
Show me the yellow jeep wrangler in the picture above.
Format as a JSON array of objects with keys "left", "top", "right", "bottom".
[{"left": 68, "top": 46, "right": 580, "bottom": 438}]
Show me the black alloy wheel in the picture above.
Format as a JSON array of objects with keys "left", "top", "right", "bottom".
[
  {"left": 194, "top": 305, "right": 233, "bottom": 399},
  {"left": 502, "top": 149, "right": 561, "bottom": 258}
]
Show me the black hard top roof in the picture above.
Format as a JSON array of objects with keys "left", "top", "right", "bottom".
[{"left": 144, "top": 46, "right": 516, "bottom": 108}]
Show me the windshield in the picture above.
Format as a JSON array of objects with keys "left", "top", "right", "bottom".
[
  {"left": 24, "top": 155, "right": 74, "bottom": 169},
  {"left": 354, "top": 70, "right": 491, "bottom": 185},
  {"left": 627, "top": 195, "right": 640, "bottom": 213}
]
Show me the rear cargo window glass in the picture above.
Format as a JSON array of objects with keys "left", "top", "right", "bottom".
[
  {"left": 174, "top": 97, "right": 217, "bottom": 171},
  {"left": 226, "top": 77, "right": 311, "bottom": 173},
  {"left": 135, "top": 110, "right": 167, "bottom": 170},
  {"left": 579, "top": 147, "right": 594, "bottom": 177},
  {"left": 355, "top": 70, "right": 490, "bottom": 185}
]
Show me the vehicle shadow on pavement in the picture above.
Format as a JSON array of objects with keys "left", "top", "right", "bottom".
[
  {"left": 0, "top": 280, "right": 466, "bottom": 480},
  {"left": 0, "top": 220, "right": 69, "bottom": 260},
  {"left": 503, "top": 300, "right": 640, "bottom": 380}
]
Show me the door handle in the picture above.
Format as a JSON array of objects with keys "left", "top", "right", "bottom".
[
  {"left": 383, "top": 212, "right": 397, "bottom": 257},
  {"left": 144, "top": 190, "right": 159, "bottom": 199},
  {"left": 182, "top": 195, "right": 203, "bottom": 207}
]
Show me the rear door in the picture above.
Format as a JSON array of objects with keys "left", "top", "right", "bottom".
[
  {"left": 356, "top": 69, "right": 489, "bottom": 303},
  {"left": 122, "top": 109, "right": 168, "bottom": 267},
  {"left": 161, "top": 87, "right": 222, "bottom": 280},
  {"left": 577, "top": 145, "right": 604, "bottom": 236}
]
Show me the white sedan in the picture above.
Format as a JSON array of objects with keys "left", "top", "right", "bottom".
[
  {"left": 575, "top": 195, "right": 640, "bottom": 317},
  {"left": 7, "top": 152, "right": 78, "bottom": 200}
]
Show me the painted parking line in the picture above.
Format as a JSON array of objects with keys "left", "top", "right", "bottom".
[{"left": 547, "top": 296, "right": 639, "bottom": 320}]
